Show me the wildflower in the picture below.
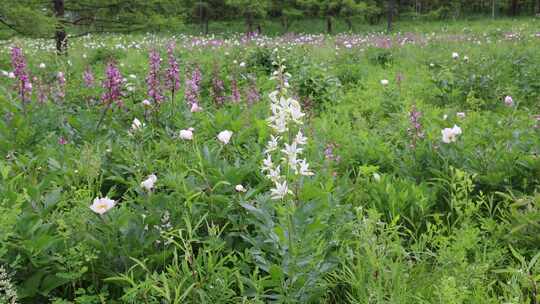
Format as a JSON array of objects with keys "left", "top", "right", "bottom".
[
  {"left": 141, "top": 174, "right": 157, "bottom": 191},
  {"left": 10, "top": 46, "right": 32, "bottom": 103},
  {"left": 0, "top": 265, "right": 18, "bottom": 304},
  {"left": 457, "top": 112, "right": 466, "bottom": 118},
  {"left": 373, "top": 172, "right": 381, "bottom": 182},
  {"left": 131, "top": 118, "right": 144, "bottom": 131},
  {"left": 179, "top": 128, "right": 194, "bottom": 140},
  {"left": 190, "top": 102, "right": 202, "bottom": 112},
  {"left": 298, "top": 159, "right": 314, "bottom": 176},
  {"left": 211, "top": 66, "right": 226, "bottom": 105},
  {"left": 146, "top": 49, "right": 164, "bottom": 104},
  {"left": 231, "top": 76, "right": 241, "bottom": 103},
  {"left": 142, "top": 99, "right": 151, "bottom": 107},
  {"left": 56, "top": 71, "right": 66, "bottom": 102},
  {"left": 217, "top": 130, "right": 233, "bottom": 144},
  {"left": 463, "top": 55, "right": 469, "bottom": 62},
  {"left": 235, "top": 184, "right": 247, "bottom": 192},
  {"left": 83, "top": 66, "right": 94, "bottom": 88},
  {"left": 452, "top": 52, "right": 459, "bottom": 59},
  {"left": 58, "top": 137, "right": 68, "bottom": 145},
  {"left": 441, "top": 125, "right": 462, "bottom": 144},
  {"left": 185, "top": 67, "right": 201, "bottom": 109},
  {"left": 245, "top": 78, "right": 260, "bottom": 105},
  {"left": 39, "top": 63, "right": 46, "bottom": 69},
  {"left": 165, "top": 41, "right": 181, "bottom": 100},
  {"left": 408, "top": 105, "right": 424, "bottom": 148},
  {"left": 270, "top": 181, "right": 292, "bottom": 200},
  {"left": 101, "top": 61, "right": 123, "bottom": 106},
  {"left": 89, "top": 197, "right": 116, "bottom": 214},
  {"left": 8, "top": 72, "right": 15, "bottom": 79},
  {"left": 380, "top": 79, "right": 389, "bottom": 86},
  {"left": 504, "top": 95, "right": 514, "bottom": 107}
]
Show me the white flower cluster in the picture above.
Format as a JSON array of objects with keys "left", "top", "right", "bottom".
[
  {"left": 0, "top": 265, "right": 18, "bottom": 304},
  {"left": 262, "top": 57, "right": 313, "bottom": 200}
]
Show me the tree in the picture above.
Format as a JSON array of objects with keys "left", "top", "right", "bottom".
[
  {"left": 225, "top": 0, "right": 271, "bottom": 34},
  {"left": 0, "top": 0, "right": 182, "bottom": 54}
]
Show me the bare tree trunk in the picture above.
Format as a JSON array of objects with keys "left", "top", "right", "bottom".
[
  {"left": 246, "top": 13, "right": 254, "bottom": 34},
  {"left": 53, "top": 0, "right": 67, "bottom": 55},
  {"left": 326, "top": 16, "right": 332, "bottom": 34},
  {"left": 387, "top": 0, "right": 395, "bottom": 33},
  {"left": 536, "top": 0, "right": 540, "bottom": 14},
  {"left": 510, "top": 0, "right": 519, "bottom": 15},
  {"left": 492, "top": 0, "right": 496, "bottom": 18},
  {"left": 345, "top": 17, "right": 352, "bottom": 31}
]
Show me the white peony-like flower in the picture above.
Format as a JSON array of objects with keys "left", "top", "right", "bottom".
[
  {"left": 141, "top": 174, "right": 157, "bottom": 191},
  {"left": 179, "top": 128, "right": 194, "bottom": 140},
  {"left": 235, "top": 184, "right": 247, "bottom": 192},
  {"left": 131, "top": 118, "right": 144, "bottom": 131},
  {"left": 39, "top": 63, "right": 46, "bottom": 69},
  {"left": 380, "top": 79, "right": 389, "bottom": 86},
  {"left": 456, "top": 112, "right": 466, "bottom": 118},
  {"left": 142, "top": 99, "right": 152, "bottom": 107},
  {"left": 217, "top": 130, "right": 233, "bottom": 144},
  {"left": 441, "top": 125, "right": 462, "bottom": 144},
  {"left": 90, "top": 197, "right": 116, "bottom": 214},
  {"left": 452, "top": 52, "right": 459, "bottom": 59},
  {"left": 504, "top": 95, "right": 514, "bottom": 107}
]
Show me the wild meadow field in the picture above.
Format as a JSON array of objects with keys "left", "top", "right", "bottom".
[{"left": 0, "top": 18, "right": 539, "bottom": 303}]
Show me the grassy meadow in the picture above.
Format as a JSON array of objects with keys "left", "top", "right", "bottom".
[{"left": 0, "top": 18, "right": 539, "bottom": 303}]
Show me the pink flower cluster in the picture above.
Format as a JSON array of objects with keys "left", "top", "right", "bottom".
[
  {"left": 165, "top": 42, "right": 180, "bottom": 94},
  {"left": 147, "top": 49, "right": 164, "bottom": 104},
  {"left": 10, "top": 47, "right": 32, "bottom": 103},
  {"left": 408, "top": 105, "right": 424, "bottom": 148},
  {"left": 101, "top": 61, "right": 123, "bottom": 106}
]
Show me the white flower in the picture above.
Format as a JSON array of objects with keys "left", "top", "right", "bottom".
[
  {"left": 457, "top": 112, "right": 466, "bottom": 118},
  {"left": 463, "top": 55, "right": 469, "bottom": 62},
  {"left": 39, "top": 63, "right": 46, "bottom": 69},
  {"left": 373, "top": 173, "right": 381, "bottom": 182},
  {"left": 129, "top": 74, "right": 137, "bottom": 79},
  {"left": 142, "top": 99, "right": 151, "bottom": 106},
  {"left": 131, "top": 118, "right": 144, "bottom": 131},
  {"left": 264, "top": 135, "right": 280, "bottom": 153},
  {"left": 441, "top": 125, "right": 462, "bottom": 144},
  {"left": 217, "top": 130, "right": 233, "bottom": 144},
  {"left": 235, "top": 184, "right": 247, "bottom": 192},
  {"left": 141, "top": 174, "right": 157, "bottom": 191},
  {"left": 8, "top": 72, "right": 15, "bottom": 79},
  {"left": 270, "top": 181, "right": 292, "bottom": 200},
  {"left": 452, "top": 52, "right": 459, "bottom": 59},
  {"left": 90, "top": 197, "right": 116, "bottom": 214},
  {"left": 298, "top": 159, "right": 314, "bottom": 176},
  {"left": 262, "top": 154, "right": 274, "bottom": 172},
  {"left": 380, "top": 79, "right": 389, "bottom": 86},
  {"left": 267, "top": 166, "right": 282, "bottom": 183},
  {"left": 1, "top": 70, "right": 8, "bottom": 77},
  {"left": 443, "top": 114, "right": 448, "bottom": 120},
  {"left": 504, "top": 95, "right": 514, "bottom": 107},
  {"left": 239, "top": 62, "right": 246, "bottom": 67},
  {"left": 179, "top": 128, "right": 194, "bottom": 140},
  {"left": 294, "top": 131, "right": 307, "bottom": 145}
]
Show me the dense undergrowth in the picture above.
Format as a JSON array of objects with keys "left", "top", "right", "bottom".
[{"left": 0, "top": 19, "right": 539, "bottom": 303}]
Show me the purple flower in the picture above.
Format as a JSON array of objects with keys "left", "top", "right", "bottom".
[
  {"left": 101, "top": 61, "right": 123, "bottom": 106},
  {"left": 184, "top": 66, "right": 201, "bottom": 109},
  {"left": 407, "top": 105, "right": 424, "bottom": 149},
  {"left": 211, "top": 66, "right": 226, "bottom": 106},
  {"left": 146, "top": 49, "right": 164, "bottom": 104},
  {"left": 83, "top": 66, "right": 94, "bottom": 88},
  {"left": 245, "top": 78, "right": 260, "bottom": 105},
  {"left": 10, "top": 47, "right": 32, "bottom": 103},
  {"left": 504, "top": 95, "right": 514, "bottom": 107},
  {"left": 33, "top": 76, "right": 48, "bottom": 104},
  {"left": 230, "top": 76, "right": 241, "bottom": 103},
  {"left": 165, "top": 42, "right": 181, "bottom": 94},
  {"left": 56, "top": 71, "right": 66, "bottom": 102},
  {"left": 58, "top": 136, "right": 68, "bottom": 145}
]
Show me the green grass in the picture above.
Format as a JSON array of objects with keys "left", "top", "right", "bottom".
[{"left": 0, "top": 18, "right": 539, "bottom": 304}]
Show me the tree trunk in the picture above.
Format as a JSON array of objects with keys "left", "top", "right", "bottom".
[
  {"left": 536, "top": 0, "right": 540, "bottom": 14},
  {"left": 345, "top": 17, "right": 352, "bottom": 31},
  {"left": 204, "top": 18, "right": 209, "bottom": 35},
  {"left": 326, "top": 16, "right": 332, "bottom": 34},
  {"left": 510, "top": 0, "right": 519, "bottom": 15},
  {"left": 53, "top": 0, "right": 67, "bottom": 55},
  {"left": 246, "top": 14, "right": 254, "bottom": 34},
  {"left": 492, "top": 0, "right": 496, "bottom": 18},
  {"left": 387, "top": 0, "right": 395, "bottom": 33}
]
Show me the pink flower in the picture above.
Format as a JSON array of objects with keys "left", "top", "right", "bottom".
[{"left": 504, "top": 96, "right": 514, "bottom": 107}]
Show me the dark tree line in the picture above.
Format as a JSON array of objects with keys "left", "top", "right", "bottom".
[{"left": 1, "top": 0, "right": 539, "bottom": 54}]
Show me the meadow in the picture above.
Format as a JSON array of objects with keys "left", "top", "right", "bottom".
[{"left": 0, "top": 18, "right": 539, "bottom": 303}]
